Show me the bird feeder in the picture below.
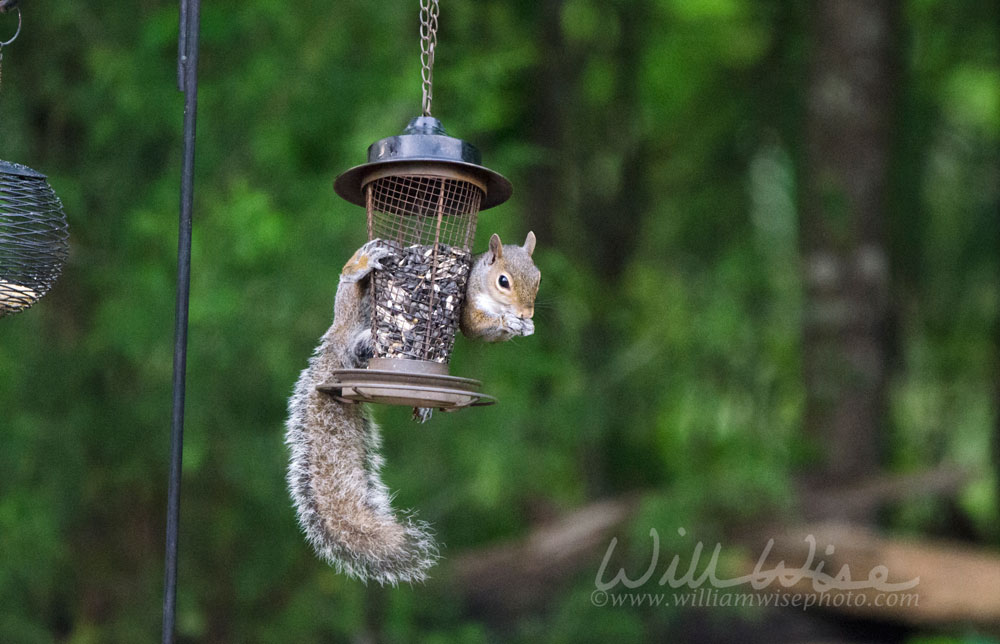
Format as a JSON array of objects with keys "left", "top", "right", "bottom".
[
  {"left": 0, "top": 10, "right": 69, "bottom": 318},
  {"left": 319, "top": 116, "right": 511, "bottom": 410},
  {"left": 316, "top": 0, "right": 511, "bottom": 411},
  {"left": 0, "top": 161, "right": 69, "bottom": 316}
]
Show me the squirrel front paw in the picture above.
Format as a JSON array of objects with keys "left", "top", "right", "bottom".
[
  {"left": 478, "top": 314, "right": 534, "bottom": 342},
  {"left": 503, "top": 314, "right": 535, "bottom": 338},
  {"left": 341, "top": 240, "right": 395, "bottom": 283}
]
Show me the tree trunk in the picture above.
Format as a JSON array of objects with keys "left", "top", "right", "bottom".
[
  {"left": 523, "top": 0, "right": 651, "bottom": 498},
  {"left": 800, "top": 0, "right": 899, "bottom": 495}
]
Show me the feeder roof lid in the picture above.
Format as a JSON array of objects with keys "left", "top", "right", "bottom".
[
  {"left": 334, "top": 116, "right": 512, "bottom": 210},
  {"left": 0, "top": 160, "right": 47, "bottom": 179}
]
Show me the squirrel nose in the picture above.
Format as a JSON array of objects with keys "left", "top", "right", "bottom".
[{"left": 518, "top": 308, "right": 534, "bottom": 320}]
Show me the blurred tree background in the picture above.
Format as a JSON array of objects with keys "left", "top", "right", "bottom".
[{"left": 0, "top": 0, "right": 997, "bottom": 642}]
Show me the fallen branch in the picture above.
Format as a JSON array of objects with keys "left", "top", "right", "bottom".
[
  {"left": 446, "top": 494, "right": 640, "bottom": 618},
  {"left": 796, "top": 466, "right": 972, "bottom": 522},
  {"left": 739, "top": 522, "right": 1000, "bottom": 626},
  {"left": 444, "top": 484, "right": 1000, "bottom": 628}
]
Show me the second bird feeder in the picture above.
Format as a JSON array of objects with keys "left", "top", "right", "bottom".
[
  {"left": 320, "top": 116, "right": 512, "bottom": 410},
  {"left": 0, "top": 10, "right": 69, "bottom": 318},
  {"left": 0, "top": 160, "right": 69, "bottom": 316}
]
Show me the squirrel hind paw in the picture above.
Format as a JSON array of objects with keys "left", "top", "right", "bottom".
[
  {"left": 349, "top": 328, "right": 374, "bottom": 368},
  {"left": 412, "top": 407, "right": 434, "bottom": 423}
]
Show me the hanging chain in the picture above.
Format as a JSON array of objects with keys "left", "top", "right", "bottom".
[
  {"left": 419, "top": 0, "right": 439, "bottom": 116},
  {"left": 0, "top": 7, "right": 23, "bottom": 98},
  {"left": 0, "top": 6, "right": 20, "bottom": 47}
]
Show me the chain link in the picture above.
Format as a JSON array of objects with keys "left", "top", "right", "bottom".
[
  {"left": 0, "top": 7, "right": 24, "bottom": 100},
  {"left": 0, "top": 7, "right": 20, "bottom": 47},
  {"left": 419, "top": 0, "right": 439, "bottom": 116}
]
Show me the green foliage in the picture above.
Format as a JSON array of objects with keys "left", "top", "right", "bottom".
[{"left": 0, "top": 0, "right": 996, "bottom": 641}]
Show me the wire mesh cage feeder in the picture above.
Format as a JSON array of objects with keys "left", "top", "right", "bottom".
[
  {"left": 0, "top": 10, "right": 69, "bottom": 318},
  {"left": 317, "top": 1, "right": 511, "bottom": 410},
  {"left": 319, "top": 115, "right": 512, "bottom": 410},
  {"left": 0, "top": 161, "right": 69, "bottom": 316}
]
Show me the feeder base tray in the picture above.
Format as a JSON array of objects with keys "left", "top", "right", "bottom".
[{"left": 318, "top": 366, "right": 496, "bottom": 410}]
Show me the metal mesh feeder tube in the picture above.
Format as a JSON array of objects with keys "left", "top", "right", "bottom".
[
  {"left": 0, "top": 160, "right": 69, "bottom": 317},
  {"left": 319, "top": 116, "right": 511, "bottom": 410}
]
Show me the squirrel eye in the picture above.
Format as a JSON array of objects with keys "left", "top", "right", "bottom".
[{"left": 498, "top": 274, "right": 510, "bottom": 289}]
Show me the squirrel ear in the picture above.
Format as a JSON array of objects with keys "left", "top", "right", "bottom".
[
  {"left": 523, "top": 231, "right": 536, "bottom": 256},
  {"left": 488, "top": 233, "right": 503, "bottom": 264}
]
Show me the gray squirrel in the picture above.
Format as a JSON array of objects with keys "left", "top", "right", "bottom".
[{"left": 285, "top": 232, "right": 540, "bottom": 585}]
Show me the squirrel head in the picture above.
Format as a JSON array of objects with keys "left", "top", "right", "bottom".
[{"left": 474, "top": 231, "right": 540, "bottom": 319}]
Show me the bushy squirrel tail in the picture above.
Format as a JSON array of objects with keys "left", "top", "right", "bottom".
[{"left": 285, "top": 342, "right": 439, "bottom": 585}]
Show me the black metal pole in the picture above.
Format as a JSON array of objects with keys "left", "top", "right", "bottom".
[{"left": 162, "top": 0, "right": 199, "bottom": 642}]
